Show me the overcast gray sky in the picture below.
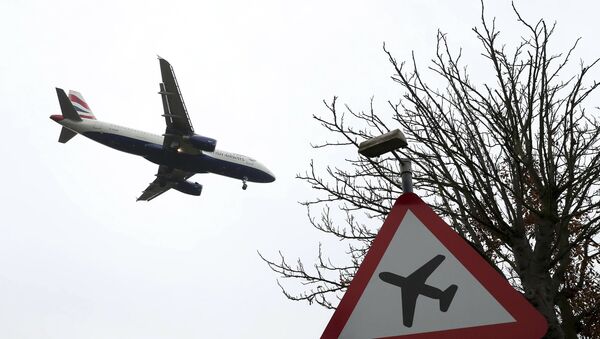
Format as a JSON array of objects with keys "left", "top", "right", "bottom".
[{"left": 1, "top": 0, "right": 598, "bottom": 338}]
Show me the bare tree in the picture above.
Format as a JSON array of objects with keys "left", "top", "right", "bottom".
[{"left": 260, "top": 4, "right": 600, "bottom": 339}]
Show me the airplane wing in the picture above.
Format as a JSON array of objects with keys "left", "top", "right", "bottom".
[
  {"left": 405, "top": 254, "right": 446, "bottom": 284},
  {"left": 158, "top": 57, "right": 195, "bottom": 151},
  {"left": 136, "top": 165, "right": 193, "bottom": 201},
  {"left": 401, "top": 287, "right": 419, "bottom": 327}
]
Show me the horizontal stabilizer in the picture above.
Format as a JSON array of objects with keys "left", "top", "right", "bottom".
[
  {"left": 58, "top": 127, "right": 77, "bottom": 143},
  {"left": 56, "top": 88, "right": 82, "bottom": 121},
  {"left": 439, "top": 284, "right": 458, "bottom": 312}
]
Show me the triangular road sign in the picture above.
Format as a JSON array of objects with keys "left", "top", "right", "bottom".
[{"left": 322, "top": 193, "right": 547, "bottom": 338}]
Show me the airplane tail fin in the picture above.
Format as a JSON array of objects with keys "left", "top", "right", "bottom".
[
  {"left": 53, "top": 88, "right": 95, "bottom": 143},
  {"left": 439, "top": 284, "right": 458, "bottom": 312},
  {"left": 68, "top": 90, "right": 96, "bottom": 120}
]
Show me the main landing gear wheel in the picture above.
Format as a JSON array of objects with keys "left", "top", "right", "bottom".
[{"left": 242, "top": 177, "right": 248, "bottom": 190}]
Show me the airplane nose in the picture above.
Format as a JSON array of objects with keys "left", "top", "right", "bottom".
[
  {"left": 265, "top": 168, "right": 276, "bottom": 182},
  {"left": 259, "top": 163, "right": 276, "bottom": 183},
  {"left": 50, "top": 114, "right": 64, "bottom": 122}
]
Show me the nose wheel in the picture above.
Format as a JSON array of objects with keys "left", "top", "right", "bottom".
[{"left": 242, "top": 177, "right": 248, "bottom": 190}]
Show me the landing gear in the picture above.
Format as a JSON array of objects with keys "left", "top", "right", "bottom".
[{"left": 242, "top": 177, "right": 248, "bottom": 190}]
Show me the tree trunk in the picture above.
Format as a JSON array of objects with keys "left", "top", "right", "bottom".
[
  {"left": 512, "top": 237, "right": 564, "bottom": 338},
  {"left": 557, "top": 293, "right": 579, "bottom": 339}
]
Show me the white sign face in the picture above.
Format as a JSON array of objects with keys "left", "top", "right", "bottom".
[{"left": 339, "top": 211, "right": 515, "bottom": 339}]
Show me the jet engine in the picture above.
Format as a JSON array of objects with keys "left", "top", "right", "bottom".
[
  {"left": 173, "top": 180, "right": 203, "bottom": 196},
  {"left": 183, "top": 134, "right": 217, "bottom": 152}
]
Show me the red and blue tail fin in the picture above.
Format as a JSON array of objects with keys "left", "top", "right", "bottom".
[{"left": 68, "top": 90, "right": 96, "bottom": 120}]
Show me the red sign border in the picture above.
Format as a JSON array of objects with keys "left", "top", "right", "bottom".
[{"left": 321, "top": 193, "right": 547, "bottom": 338}]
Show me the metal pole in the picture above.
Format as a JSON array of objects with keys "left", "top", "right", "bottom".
[{"left": 399, "top": 158, "right": 413, "bottom": 193}]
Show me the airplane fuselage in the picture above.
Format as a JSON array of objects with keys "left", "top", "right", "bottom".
[
  {"left": 51, "top": 116, "right": 275, "bottom": 184},
  {"left": 378, "top": 272, "right": 446, "bottom": 299}
]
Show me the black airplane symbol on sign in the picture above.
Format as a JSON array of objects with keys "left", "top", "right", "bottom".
[{"left": 379, "top": 254, "right": 458, "bottom": 327}]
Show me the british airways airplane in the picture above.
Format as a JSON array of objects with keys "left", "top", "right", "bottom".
[{"left": 50, "top": 57, "right": 275, "bottom": 201}]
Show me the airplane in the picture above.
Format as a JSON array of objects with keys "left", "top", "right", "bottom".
[
  {"left": 378, "top": 254, "right": 458, "bottom": 327},
  {"left": 50, "top": 57, "right": 275, "bottom": 201}
]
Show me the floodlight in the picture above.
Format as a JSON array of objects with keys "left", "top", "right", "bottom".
[{"left": 358, "top": 129, "right": 408, "bottom": 158}]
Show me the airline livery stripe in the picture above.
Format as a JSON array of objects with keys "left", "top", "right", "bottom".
[
  {"left": 73, "top": 105, "right": 91, "bottom": 113},
  {"left": 69, "top": 94, "right": 90, "bottom": 109}
]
